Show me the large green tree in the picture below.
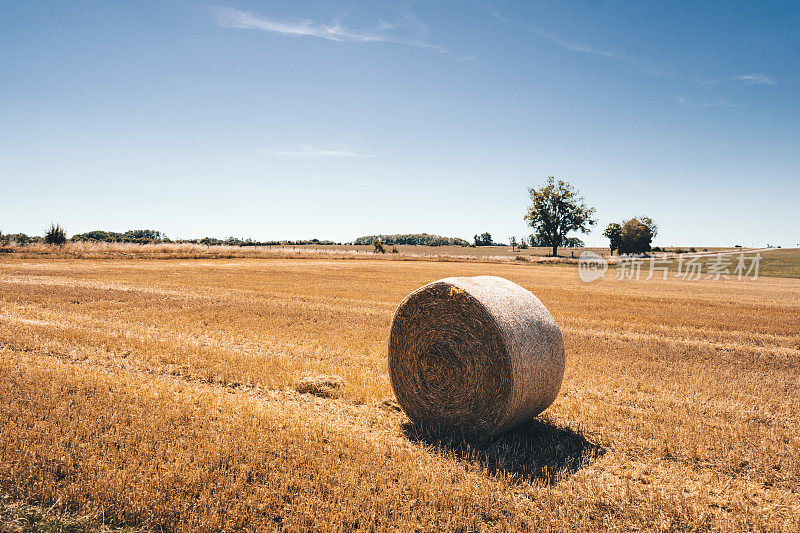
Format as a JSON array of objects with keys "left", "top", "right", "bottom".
[
  {"left": 619, "top": 217, "right": 658, "bottom": 255},
  {"left": 604, "top": 217, "right": 658, "bottom": 255},
  {"left": 524, "top": 177, "right": 597, "bottom": 257}
]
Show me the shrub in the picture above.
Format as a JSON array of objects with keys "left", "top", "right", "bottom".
[
  {"left": 44, "top": 224, "right": 67, "bottom": 246},
  {"left": 373, "top": 240, "right": 386, "bottom": 254}
]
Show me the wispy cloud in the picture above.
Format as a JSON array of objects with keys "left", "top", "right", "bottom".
[
  {"left": 259, "top": 143, "right": 379, "bottom": 158},
  {"left": 216, "top": 7, "right": 447, "bottom": 53},
  {"left": 679, "top": 97, "right": 744, "bottom": 109},
  {"left": 693, "top": 78, "right": 721, "bottom": 88},
  {"left": 529, "top": 28, "right": 625, "bottom": 59},
  {"left": 489, "top": 8, "right": 778, "bottom": 100},
  {"left": 490, "top": 11, "right": 627, "bottom": 60},
  {"left": 646, "top": 68, "right": 678, "bottom": 78},
  {"left": 735, "top": 73, "right": 776, "bottom": 85}
]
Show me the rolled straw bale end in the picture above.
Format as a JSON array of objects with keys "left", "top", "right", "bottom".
[{"left": 388, "top": 275, "right": 564, "bottom": 439}]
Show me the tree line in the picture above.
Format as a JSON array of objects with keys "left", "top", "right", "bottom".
[
  {"left": 0, "top": 227, "right": 342, "bottom": 247},
  {"left": 4, "top": 179, "right": 657, "bottom": 256},
  {"left": 354, "top": 234, "right": 470, "bottom": 247}
]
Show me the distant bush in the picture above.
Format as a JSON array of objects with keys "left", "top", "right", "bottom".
[
  {"left": 44, "top": 224, "right": 67, "bottom": 246},
  {"left": 473, "top": 232, "right": 494, "bottom": 246},
  {"left": 373, "top": 240, "right": 386, "bottom": 254},
  {"left": 2, "top": 233, "right": 38, "bottom": 245}
]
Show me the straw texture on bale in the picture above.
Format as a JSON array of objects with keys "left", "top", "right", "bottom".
[{"left": 389, "top": 276, "right": 565, "bottom": 438}]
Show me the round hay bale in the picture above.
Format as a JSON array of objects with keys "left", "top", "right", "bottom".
[{"left": 388, "top": 275, "right": 564, "bottom": 438}]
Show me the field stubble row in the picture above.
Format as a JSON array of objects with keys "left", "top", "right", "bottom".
[{"left": 0, "top": 257, "right": 799, "bottom": 531}]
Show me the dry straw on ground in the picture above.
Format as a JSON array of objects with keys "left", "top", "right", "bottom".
[
  {"left": 2, "top": 258, "right": 799, "bottom": 530},
  {"left": 293, "top": 374, "right": 345, "bottom": 398},
  {"left": 388, "top": 275, "right": 565, "bottom": 438}
]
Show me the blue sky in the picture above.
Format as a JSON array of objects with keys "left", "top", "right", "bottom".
[{"left": 2, "top": 0, "right": 798, "bottom": 246}]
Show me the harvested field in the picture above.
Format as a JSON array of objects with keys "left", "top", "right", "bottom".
[
  {"left": 1, "top": 256, "right": 799, "bottom": 531},
  {"left": 0, "top": 241, "right": 745, "bottom": 261}
]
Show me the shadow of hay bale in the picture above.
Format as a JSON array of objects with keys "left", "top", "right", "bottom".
[
  {"left": 292, "top": 374, "right": 344, "bottom": 398},
  {"left": 402, "top": 418, "right": 603, "bottom": 485}
]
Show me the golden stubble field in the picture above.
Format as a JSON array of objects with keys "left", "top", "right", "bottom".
[{"left": 0, "top": 257, "right": 798, "bottom": 531}]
